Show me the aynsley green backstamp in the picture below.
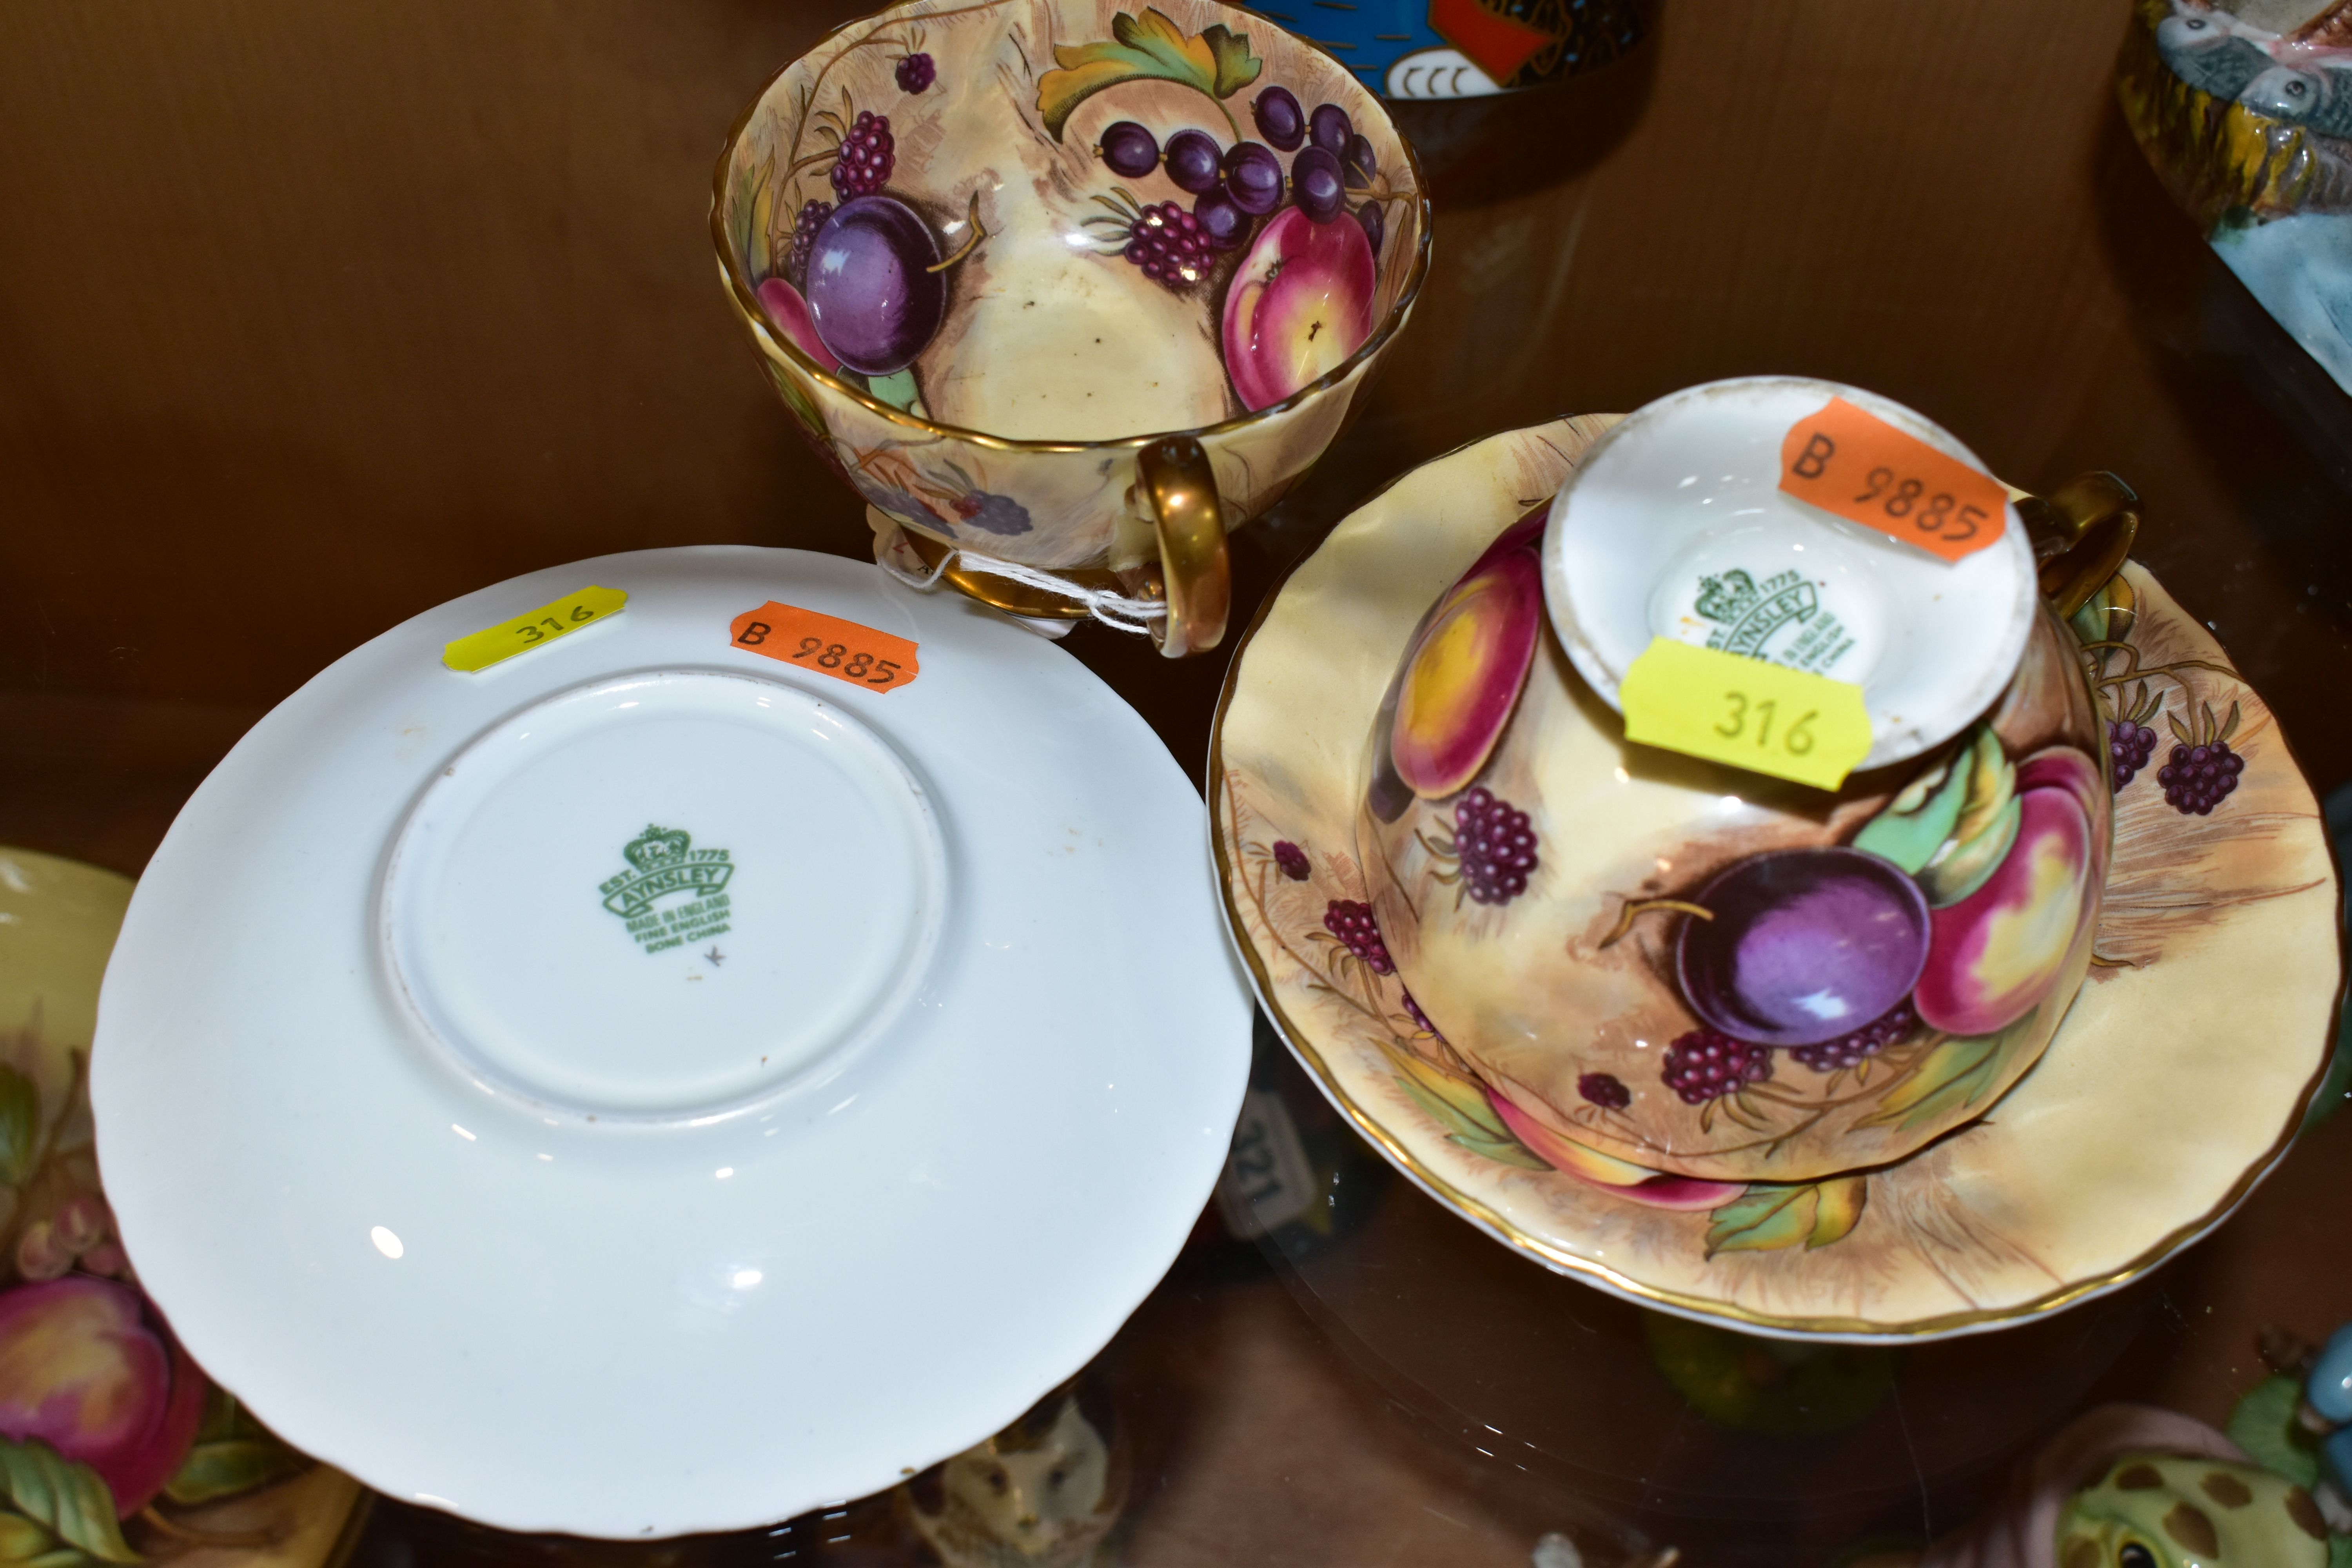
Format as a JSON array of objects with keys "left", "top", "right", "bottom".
[{"left": 599, "top": 825, "right": 735, "bottom": 955}]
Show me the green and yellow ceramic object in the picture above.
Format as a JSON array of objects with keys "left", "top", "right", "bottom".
[{"left": 2056, "top": 1452, "right": 2329, "bottom": 1568}]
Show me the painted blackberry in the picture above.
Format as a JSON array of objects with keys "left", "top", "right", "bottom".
[
  {"left": 1578, "top": 1072, "right": 1630, "bottom": 1110},
  {"left": 1323, "top": 900, "right": 1392, "bottom": 974},
  {"left": 2158, "top": 742, "right": 2243, "bottom": 814},
  {"left": 1789, "top": 999, "right": 1916, "bottom": 1074},
  {"left": 786, "top": 198, "right": 833, "bottom": 286},
  {"left": 2107, "top": 681, "right": 2161, "bottom": 791},
  {"left": 1454, "top": 787, "right": 1537, "bottom": 905},
  {"left": 1661, "top": 1028, "right": 1773, "bottom": 1105},
  {"left": 895, "top": 52, "right": 935, "bottom": 93},
  {"left": 2156, "top": 699, "right": 2246, "bottom": 815},
  {"left": 2109, "top": 720, "right": 2157, "bottom": 789},
  {"left": 830, "top": 111, "right": 895, "bottom": 200},
  {"left": 1272, "top": 840, "right": 1310, "bottom": 880},
  {"left": 1402, "top": 989, "right": 1444, "bottom": 1041},
  {"left": 1122, "top": 200, "right": 1209, "bottom": 290}
]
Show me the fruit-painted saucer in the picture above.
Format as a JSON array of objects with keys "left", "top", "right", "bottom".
[
  {"left": 93, "top": 548, "right": 1250, "bottom": 1535},
  {"left": 1212, "top": 419, "right": 2341, "bottom": 1342},
  {"left": 0, "top": 848, "right": 367, "bottom": 1564}
]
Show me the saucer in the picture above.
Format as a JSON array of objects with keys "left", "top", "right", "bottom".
[
  {"left": 0, "top": 848, "right": 366, "bottom": 1564},
  {"left": 94, "top": 548, "right": 1250, "bottom": 1534},
  {"left": 1212, "top": 420, "right": 2339, "bottom": 1341}
]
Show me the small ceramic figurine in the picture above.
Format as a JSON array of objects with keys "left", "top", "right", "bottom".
[
  {"left": 2118, "top": 0, "right": 2352, "bottom": 393},
  {"left": 1851, "top": 1405, "right": 2330, "bottom": 1568},
  {"left": 898, "top": 1378, "right": 1128, "bottom": 1568}
]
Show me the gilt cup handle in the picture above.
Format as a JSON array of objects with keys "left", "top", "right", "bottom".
[
  {"left": 2014, "top": 471, "right": 2141, "bottom": 622},
  {"left": 1134, "top": 436, "right": 1231, "bottom": 659}
]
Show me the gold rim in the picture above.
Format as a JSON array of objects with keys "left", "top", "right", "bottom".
[
  {"left": 707, "top": 0, "right": 1436, "bottom": 455},
  {"left": 1204, "top": 422, "right": 2343, "bottom": 1340}
]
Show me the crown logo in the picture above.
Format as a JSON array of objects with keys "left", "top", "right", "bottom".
[
  {"left": 1695, "top": 570, "right": 1762, "bottom": 624},
  {"left": 622, "top": 824, "right": 692, "bottom": 872}
]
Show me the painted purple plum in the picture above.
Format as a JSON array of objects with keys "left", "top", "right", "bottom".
[
  {"left": 1390, "top": 549, "right": 1543, "bottom": 798},
  {"left": 754, "top": 276, "right": 834, "bottom": 368},
  {"left": 1222, "top": 206, "right": 1376, "bottom": 412},
  {"left": 1913, "top": 783, "right": 2095, "bottom": 1037},
  {"left": 1675, "top": 848, "right": 1932, "bottom": 1049},
  {"left": 0, "top": 1276, "right": 207, "bottom": 1516},
  {"left": 802, "top": 195, "right": 946, "bottom": 377}
]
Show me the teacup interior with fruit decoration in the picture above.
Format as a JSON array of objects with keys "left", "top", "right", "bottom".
[{"left": 719, "top": 0, "right": 1423, "bottom": 442}]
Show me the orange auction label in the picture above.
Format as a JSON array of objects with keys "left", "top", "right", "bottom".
[
  {"left": 1778, "top": 397, "right": 2008, "bottom": 563},
  {"left": 728, "top": 602, "right": 919, "bottom": 692}
]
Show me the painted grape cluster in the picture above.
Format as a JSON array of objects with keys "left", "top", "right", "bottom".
[
  {"left": 1081, "top": 80, "right": 1396, "bottom": 412},
  {"left": 1087, "top": 88, "right": 1385, "bottom": 292}
]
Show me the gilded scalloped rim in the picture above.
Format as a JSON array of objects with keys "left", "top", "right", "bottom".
[{"left": 1209, "top": 417, "right": 2345, "bottom": 1342}]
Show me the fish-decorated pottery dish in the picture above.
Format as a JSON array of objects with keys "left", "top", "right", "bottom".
[
  {"left": 93, "top": 548, "right": 1251, "bottom": 1535},
  {"left": 2117, "top": 0, "right": 2352, "bottom": 394},
  {"left": 0, "top": 848, "right": 367, "bottom": 1566},
  {"left": 1364, "top": 380, "right": 2110, "bottom": 1185},
  {"left": 712, "top": 0, "right": 1431, "bottom": 655},
  {"left": 1213, "top": 419, "right": 2340, "bottom": 1340}
]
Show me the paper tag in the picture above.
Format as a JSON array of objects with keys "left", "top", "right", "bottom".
[
  {"left": 442, "top": 586, "right": 627, "bottom": 672},
  {"left": 729, "top": 602, "right": 919, "bottom": 692},
  {"left": 1779, "top": 397, "right": 2008, "bottom": 563},
  {"left": 1619, "top": 638, "right": 1872, "bottom": 789}
]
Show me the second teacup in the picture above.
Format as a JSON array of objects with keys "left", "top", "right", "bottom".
[{"left": 712, "top": 0, "right": 1432, "bottom": 654}]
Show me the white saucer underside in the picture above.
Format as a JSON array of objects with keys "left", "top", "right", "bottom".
[{"left": 92, "top": 548, "right": 1249, "bottom": 1538}]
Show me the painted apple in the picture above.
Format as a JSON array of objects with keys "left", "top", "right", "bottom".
[
  {"left": 754, "top": 276, "right": 833, "bottom": 368},
  {"left": 1675, "top": 848, "right": 1933, "bottom": 1049},
  {"left": 0, "top": 1276, "right": 207, "bottom": 1516},
  {"left": 1390, "top": 546, "right": 1543, "bottom": 798},
  {"left": 1221, "top": 206, "right": 1376, "bottom": 412},
  {"left": 1912, "top": 782, "right": 2095, "bottom": 1037},
  {"left": 1487, "top": 1090, "right": 1743, "bottom": 1209}
]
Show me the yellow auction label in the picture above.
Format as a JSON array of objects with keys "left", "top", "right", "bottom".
[
  {"left": 442, "top": 586, "right": 628, "bottom": 672},
  {"left": 1619, "top": 638, "right": 1873, "bottom": 790}
]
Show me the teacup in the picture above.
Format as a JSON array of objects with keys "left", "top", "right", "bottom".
[
  {"left": 711, "top": 0, "right": 1432, "bottom": 655},
  {"left": 1356, "top": 378, "right": 2139, "bottom": 1184}
]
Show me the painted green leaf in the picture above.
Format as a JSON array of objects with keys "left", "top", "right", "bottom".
[
  {"left": 0, "top": 1067, "right": 38, "bottom": 1188},
  {"left": 1853, "top": 1021, "right": 2029, "bottom": 1132},
  {"left": 2225, "top": 1374, "right": 2321, "bottom": 1487},
  {"left": 1704, "top": 1176, "right": 1869, "bottom": 1258},
  {"left": 1915, "top": 729, "right": 2019, "bottom": 907},
  {"left": 1852, "top": 753, "right": 1966, "bottom": 874},
  {"left": 1034, "top": 8, "right": 1261, "bottom": 140},
  {"left": 1704, "top": 1184, "right": 1820, "bottom": 1257},
  {"left": 0, "top": 1439, "right": 139, "bottom": 1565},
  {"left": 864, "top": 368, "right": 921, "bottom": 414},
  {"left": 1388, "top": 1052, "right": 1547, "bottom": 1169},
  {"left": 162, "top": 1438, "right": 305, "bottom": 1507}
]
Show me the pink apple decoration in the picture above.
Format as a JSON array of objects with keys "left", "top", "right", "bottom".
[
  {"left": 1391, "top": 546, "right": 1544, "bottom": 798},
  {"left": 0, "top": 1276, "right": 207, "bottom": 1517},
  {"left": 1487, "top": 1089, "right": 1745, "bottom": 1210},
  {"left": 755, "top": 276, "right": 835, "bottom": 369},
  {"left": 1221, "top": 207, "right": 1377, "bottom": 412},
  {"left": 1912, "top": 775, "right": 2097, "bottom": 1038}
]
